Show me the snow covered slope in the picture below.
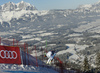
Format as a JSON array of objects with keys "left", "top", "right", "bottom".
[
  {"left": 0, "top": 1, "right": 38, "bottom": 22},
  {"left": 56, "top": 44, "right": 88, "bottom": 63},
  {"left": 73, "top": 19, "right": 100, "bottom": 33},
  {"left": 0, "top": 50, "right": 58, "bottom": 73},
  {"left": 0, "top": 64, "right": 58, "bottom": 73}
]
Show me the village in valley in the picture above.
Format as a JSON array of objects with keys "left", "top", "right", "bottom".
[{"left": 1, "top": 0, "right": 100, "bottom": 73}]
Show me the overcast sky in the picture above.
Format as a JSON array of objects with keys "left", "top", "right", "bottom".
[{"left": 0, "top": 0, "right": 99, "bottom": 10}]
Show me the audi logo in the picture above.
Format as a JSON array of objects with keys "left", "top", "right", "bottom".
[{"left": 0, "top": 50, "right": 17, "bottom": 59}]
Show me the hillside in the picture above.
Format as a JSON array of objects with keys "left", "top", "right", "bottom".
[{"left": 1, "top": 1, "right": 100, "bottom": 72}]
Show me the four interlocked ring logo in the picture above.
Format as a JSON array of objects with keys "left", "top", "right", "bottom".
[{"left": 0, "top": 50, "right": 17, "bottom": 59}]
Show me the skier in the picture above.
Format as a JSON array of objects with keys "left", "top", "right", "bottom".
[{"left": 44, "top": 50, "right": 56, "bottom": 64}]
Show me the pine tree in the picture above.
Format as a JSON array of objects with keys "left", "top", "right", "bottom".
[
  {"left": 96, "top": 52, "right": 100, "bottom": 71},
  {"left": 82, "top": 56, "right": 90, "bottom": 72}
]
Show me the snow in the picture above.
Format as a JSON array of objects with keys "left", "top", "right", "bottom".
[
  {"left": 0, "top": 2, "right": 49, "bottom": 23},
  {"left": 0, "top": 51, "right": 58, "bottom": 73},
  {"left": 47, "top": 44, "right": 56, "bottom": 46},
  {"left": 21, "top": 1, "right": 25, "bottom": 3},
  {"left": 57, "top": 44, "right": 88, "bottom": 61},
  {"left": 0, "top": 64, "right": 58, "bottom": 73},
  {"left": 1, "top": 38, "right": 14, "bottom": 41},
  {"left": 16, "top": 1, "right": 34, "bottom": 7},
  {"left": 57, "top": 25, "right": 65, "bottom": 28},
  {"left": 40, "top": 40, "right": 46, "bottom": 43},
  {"left": 69, "top": 54, "right": 79, "bottom": 61},
  {"left": 32, "top": 31, "right": 46, "bottom": 34},
  {"left": 95, "top": 0, "right": 100, "bottom": 4},
  {"left": 38, "top": 10, "right": 49, "bottom": 16},
  {"left": 21, "top": 35, "right": 34, "bottom": 39},
  {"left": 19, "top": 27, "right": 29, "bottom": 30},
  {"left": 39, "top": 33, "right": 54, "bottom": 37},
  {"left": 73, "top": 19, "right": 100, "bottom": 33},
  {"left": 31, "top": 50, "right": 42, "bottom": 56},
  {"left": 0, "top": 48, "right": 58, "bottom": 73},
  {"left": 68, "top": 33, "right": 83, "bottom": 37},
  {"left": 0, "top": 10, "right": 38, "bottom": 22},
  {"left": 0, "top": 3, "right": 49, "bottom": 23},
  {"left": 20, "top": 38, "right": 41, "bottom": 42},
  {"left": 79, "top": 4, "right": 92, "bottom": 8},
  {"left": 0, "top": 32, "right": 15, "bottom": 36},
  {"left": 90, "top": 35, "right": 100, "bottom": 38}
]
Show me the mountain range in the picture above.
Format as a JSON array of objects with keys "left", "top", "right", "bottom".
[
  {"left": 1, "top": 1, "right": 100, "bottom": 32},
  {"left": 1, "top": 1, "right": 100, "bottom": 69},
  {"left": 0, "top": 1, "right": 37, "bottom": 11}
]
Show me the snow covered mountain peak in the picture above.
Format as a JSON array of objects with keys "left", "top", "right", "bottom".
[
  {"left": 77, "top": 1, "right": 100, "bottom": 10},
  {"left": 96, "top": 0, "right": 100, "bottom": 4},
  {"left": 78, "top": 4, "right": 92, "bottom": 9},
  {"left": 0, "top": 1, "right": 38, "bottom": 23},
  {"left": 16, "top": 1, "right": 37, "bottom": 11},
  {"left": 20, "top": 1, "right": 30, "bottom": 5},
  {"left": 20, "top": 1, "right": 24, "bottom": 3},
  {"left": 1, "top": 2, "right": 16, "bottom": 11},
  {"left": 17, "top": 1, "right": 33, "bottom": 7},
  {"left": 0, "top": 1, "right": 37, "bottom": 11},
  {"left": 7, "top": 2, "right": 14, "bottom": 4}
]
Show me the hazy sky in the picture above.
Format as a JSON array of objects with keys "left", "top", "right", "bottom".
[{"left": 0, "top": 0, "right": 99, "bottom": 10}]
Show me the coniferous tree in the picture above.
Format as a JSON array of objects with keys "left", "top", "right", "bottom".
[
  {"left": 82, "top": 56, "right": 90, "bottom": 72},
  {"left": 96, "top": 52, "right": 100, "bottom": 72}
]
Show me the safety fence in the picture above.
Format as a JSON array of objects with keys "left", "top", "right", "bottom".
[
  {"left": 0, "top": 37, "right": 38, "bottom": 67},
  {"left": 0, "top": 37, "right": 28, "bottom": 50}
]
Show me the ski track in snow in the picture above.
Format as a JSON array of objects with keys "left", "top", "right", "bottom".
[{"left": 0, "top": 64, "right": 58, "bottom": 73}]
